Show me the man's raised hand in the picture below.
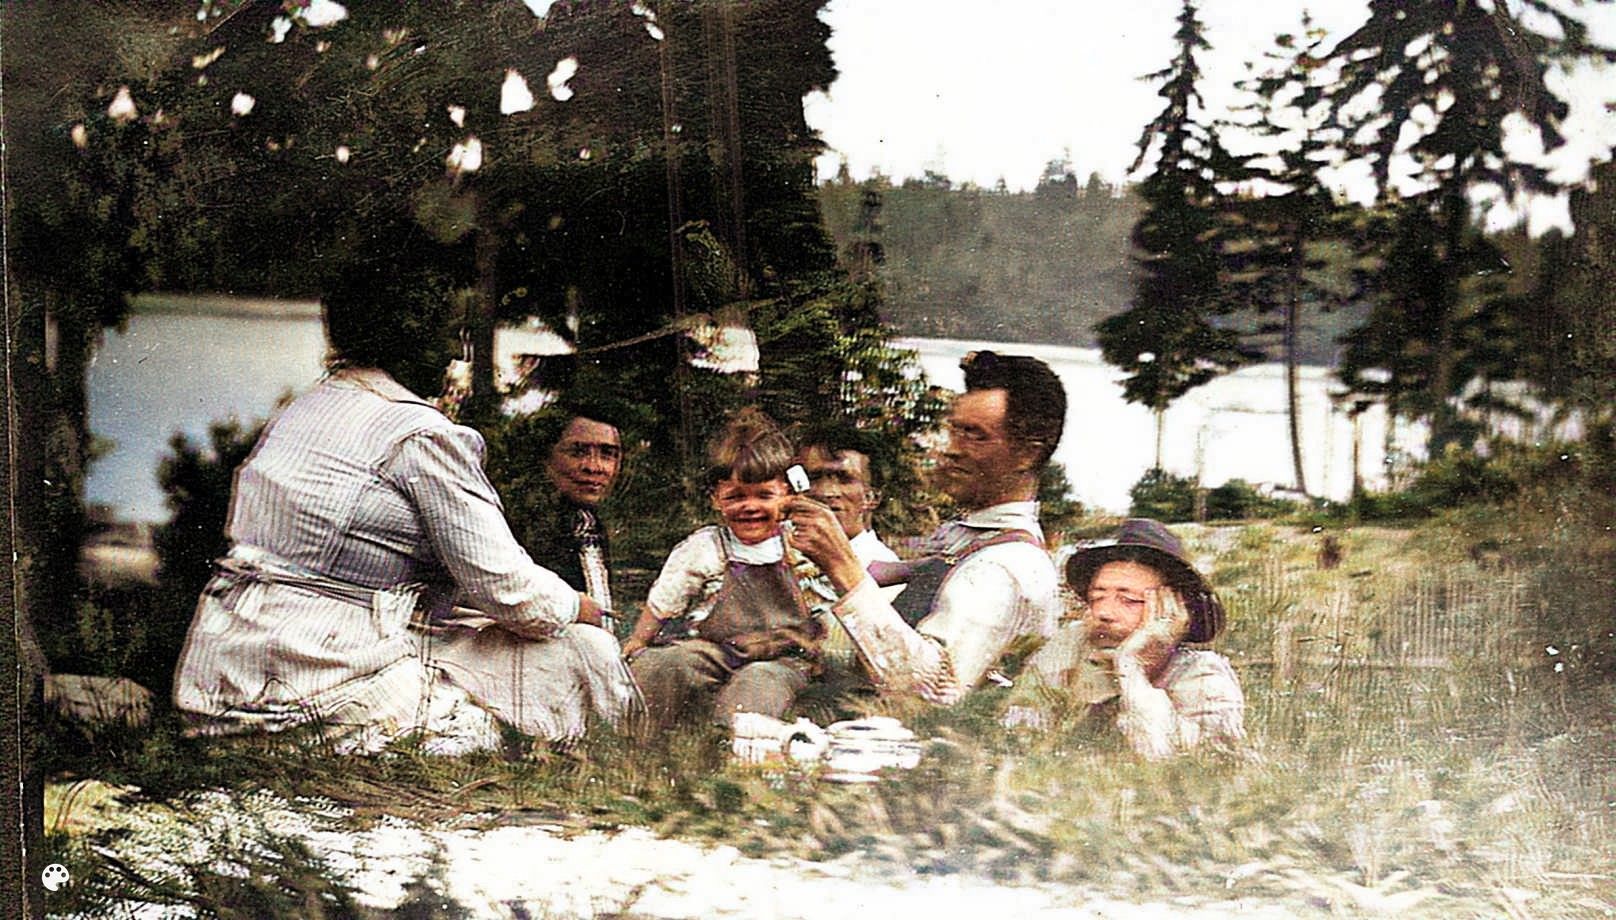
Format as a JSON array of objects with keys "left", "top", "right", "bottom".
[{"left": 784, "top": 496, "right": 865, "bottom": 593}]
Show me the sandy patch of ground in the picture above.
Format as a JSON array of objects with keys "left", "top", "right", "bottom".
[{"left": 50, "top": 782, "right": 1312, "bottom": 919}]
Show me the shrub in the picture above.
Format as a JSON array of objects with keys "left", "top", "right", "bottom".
[
  {"left": 154, "top": 419, "right": 264, "bottom": 595},
  {"left": 1204, "top": 478, "right": 1295, "bottom": 521},
  {"left": 1127, "top": 467, "right": 1196, "bottom": 522},
  {"left": 1037, "top": 462, "right": 1084, "bottom": 539},
  {"left": 44, "top": 419, "right": 265, "bottom": 700},
  {"left": 1305, "top": 442, "right": 1540, "bottom": 526},
  {"left": 1402, "top": 444, "right": 1518, "bottom": 511}
]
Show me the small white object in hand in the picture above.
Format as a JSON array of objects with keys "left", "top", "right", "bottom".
[{"left": 786, "top": 464, "right": 811, "bottom": 494}]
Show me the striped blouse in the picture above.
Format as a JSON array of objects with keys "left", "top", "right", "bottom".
[{"left": 174, "top": 368, "right": 578, "bottom": 725}]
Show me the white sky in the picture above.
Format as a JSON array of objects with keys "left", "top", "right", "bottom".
[{"left": 803, "top": 0, "right": 1616, "bottom": 235}]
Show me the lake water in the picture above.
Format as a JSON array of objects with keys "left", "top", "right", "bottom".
[
  {"left": 87, "top": 303, "right": 1416, "bottom": 522},
  {"left": 87, "top": 308, "right": 328, "bottom": 523}
]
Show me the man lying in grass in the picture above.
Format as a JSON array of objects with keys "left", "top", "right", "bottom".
[{"left": 1006, "top": 518, "right": 1245, "bottom": 759}]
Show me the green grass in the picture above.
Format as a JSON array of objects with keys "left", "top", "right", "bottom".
[{"left": 42, "top": 517, "right": 1616, "bottom": 918}]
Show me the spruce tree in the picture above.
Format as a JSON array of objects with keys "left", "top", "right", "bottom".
[
  {"left": 1222, "top": 17, "right": 1352, "bottom": 495},
  {"left": 1324, "top": 0, "right": 1611, "bottom": 451},
  {"left": 1097, "top": 0, "right": 1255, "bottom": 467}
]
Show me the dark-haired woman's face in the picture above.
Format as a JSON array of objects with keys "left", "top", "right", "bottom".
[{"left": 547, "top": 417, "right": 623, "bottom": 507}]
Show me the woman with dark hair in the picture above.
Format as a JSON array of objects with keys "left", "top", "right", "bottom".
[{"left": 172, "top": 256, "right": 637, "bottom": 752}]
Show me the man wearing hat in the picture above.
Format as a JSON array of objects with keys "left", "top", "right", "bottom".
[{"left": 1009, "top": 518, "right": 1244, "bottom": 758}]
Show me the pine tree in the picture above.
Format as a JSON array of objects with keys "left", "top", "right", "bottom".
[
  {"left": 1338, "top": 199, "right": 1503, "bottom": 448},
  {"left": 1097, "top": 0, "right": 1255, "bottom": 467},
  {"left": 1549, "top": 160, "right": 1616, "bottom": 417}
]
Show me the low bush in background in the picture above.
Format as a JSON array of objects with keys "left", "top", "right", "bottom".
[
  {"left": 1127, "top": 468, "right": 1297, "bottom": 523},
  {"left": 1128, "top": 467, "right": 1198, "bottom": 521}
]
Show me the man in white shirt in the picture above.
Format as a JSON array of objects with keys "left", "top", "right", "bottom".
[
  {"left": 794, "top": 428, "right": 900, "bottom": 679},
  {"left": 787, "top": 351, "right": 1067, "bottom": 705}
]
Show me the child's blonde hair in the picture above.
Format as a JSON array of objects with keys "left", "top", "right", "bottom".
[{"left": 704, "top": 407, "right": 793, "bottom": 490}]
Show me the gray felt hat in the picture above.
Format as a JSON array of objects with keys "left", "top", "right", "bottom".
[{"left": 1064, "top": 518, "right": 1226, "bottom": 643}]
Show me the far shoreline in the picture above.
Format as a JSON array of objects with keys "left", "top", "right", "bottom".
[{"left": 128, "top": 292, "right": 322, "bottom": 320}]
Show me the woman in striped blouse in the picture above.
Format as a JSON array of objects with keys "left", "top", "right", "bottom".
[{"left": 172, "top": 252, "right": 638, "bottom": 753}]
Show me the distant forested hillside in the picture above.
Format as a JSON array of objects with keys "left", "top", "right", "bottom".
[{"left": 818, "top": 176, "right": 1370, "bottom": 366}]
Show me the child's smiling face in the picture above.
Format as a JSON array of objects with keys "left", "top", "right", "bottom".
[{"left": 711, "top": 475, "right": 791, "bottom": 544}]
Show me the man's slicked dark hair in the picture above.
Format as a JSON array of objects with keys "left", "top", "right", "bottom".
[
  {"left": 961, "top": 350, "right": 1066, "bottom": 467},
  {"left": 796, "top": 421, "right": 888, "bottom": 491}
]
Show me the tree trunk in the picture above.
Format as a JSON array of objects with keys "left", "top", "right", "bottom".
[
  {"left": 1285, "top": 223, "right": 1309, "bottom": 496},
  {"left": 1153, "top": 407, "right": 1165, "bottom": 470},
  {"left": 1428, "top": 190, "right": 1467, "bottom": 453},
  {"left": 6, "top": 279, "right": 54, "bottom": 918},
  {"left": 53, "top": 303, "right": 92, "bottom": 592},
  {"left": 701, "top": 0, "right": 749, "bottom": 290},
  {"left": 659, "top": 0, "right": 693, "bottom": 469},
  {"left": 472, "top": 220, "right": 498, "bottom": 403},
  {"left": 1350, "top": 408, "right": 1365, "bottom": 501}
]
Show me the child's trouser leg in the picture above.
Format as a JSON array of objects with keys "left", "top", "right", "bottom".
[
  {"left": 630, "top": 640, "right": 731, "bottom": 729},
  {"left": 713, "top": 659, "right": 812, "bottom": 727}
]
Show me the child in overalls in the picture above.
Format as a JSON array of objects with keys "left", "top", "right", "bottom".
[{"left": 622, "top": 409, "right": 823, "bottom": 730}]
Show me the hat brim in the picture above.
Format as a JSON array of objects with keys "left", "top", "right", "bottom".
[{"left": 1065, "top": 543, "right": 1225, "bottom": 643}]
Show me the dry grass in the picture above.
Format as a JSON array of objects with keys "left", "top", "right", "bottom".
[{"left": 43, "top": 518, "right": 1616, "bottom": 918}]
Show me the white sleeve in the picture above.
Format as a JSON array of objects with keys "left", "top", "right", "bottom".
[
  {"left": 833, "top": 576, "right": 961, "bottom": 703},
  {"left": 833, "top": 545, "right": 1055, "bottom": 705},
  {"left": 645, "top": 528, "right": 724, "bottom": 619}
]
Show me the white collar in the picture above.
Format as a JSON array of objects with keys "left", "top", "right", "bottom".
[
  {"left": 959, "top": 500, "right": 1043, "bottom": 536},
  {"left": 720, "top": 529, "right": 784, "bottom": 564},
  {"left": 327, "top": 367, "right": 432, "bottom": 406}
]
